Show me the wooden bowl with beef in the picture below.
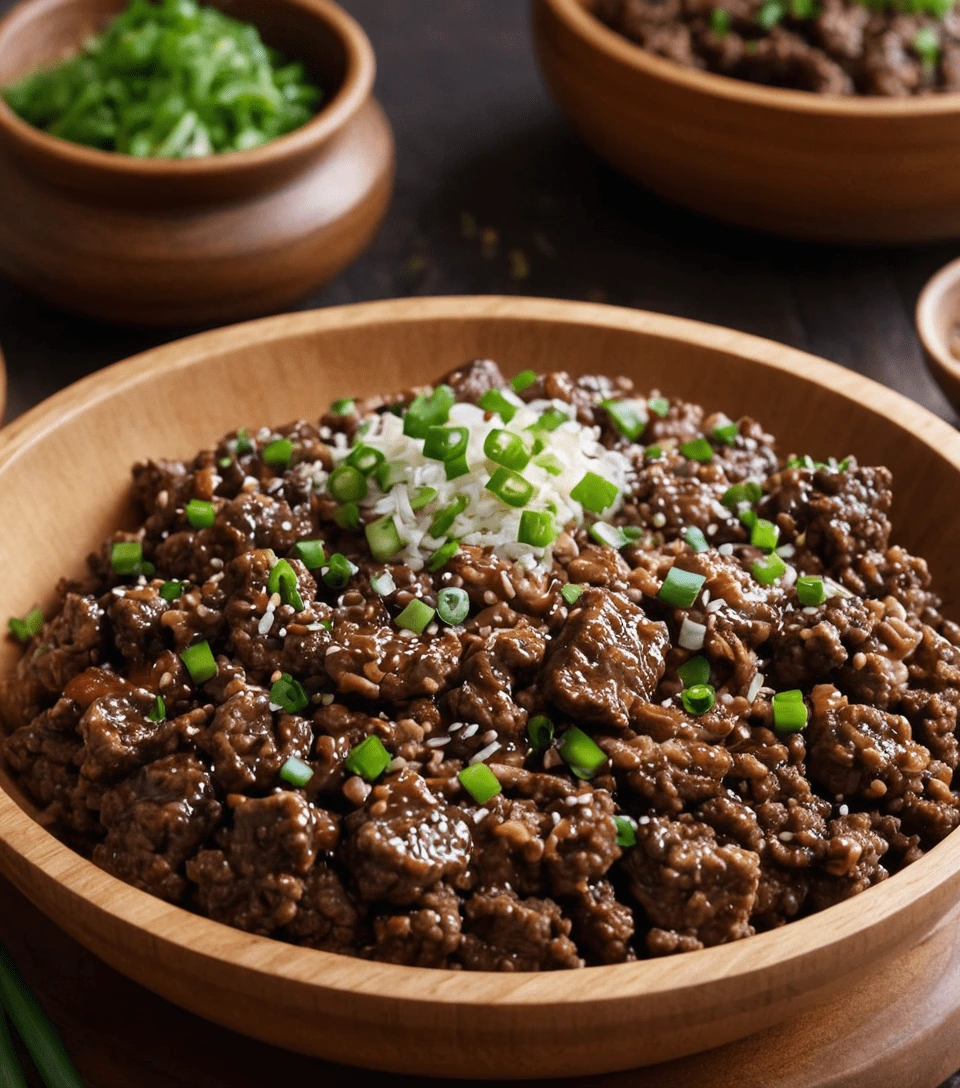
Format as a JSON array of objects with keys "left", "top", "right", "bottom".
[
  {"left": 533, "top": 0, "right": 960, "bottom": 243},
  {"left": 1, "top": 296, "right": 960, "bottom": 1079}
]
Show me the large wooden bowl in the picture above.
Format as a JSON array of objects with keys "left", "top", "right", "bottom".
[
  {"left": 2, "top": 297, "right": 960, "bottom": 1079},
  {"left": 0, "top": 0, "right": 394, "bottom": 325},
  {"left": 532, "top": 0, "right": 960, "bottom": 244}
]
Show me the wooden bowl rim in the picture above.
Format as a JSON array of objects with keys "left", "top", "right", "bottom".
[
  {"left": 3, "top": 295, "right": 960, "bottom": 1007},
  {"left": 541, "top": 0, "right": 960, "bottom": 116},
  {"left": 916, "top": 256, "right": 960, "bottom": 389},
  {"left": 0, "top": 0, "right": 375, "bottom": 178}
]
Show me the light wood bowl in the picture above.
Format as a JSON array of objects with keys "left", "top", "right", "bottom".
[
  {"left": 917, "top": 256, "right": 960, "bottom": 412},
  {"left": 1, "top": 297, "right": 960, "bottom": 1079},
  {"left": 0, "top": 0, "right": 395, "bottom": 325},
  {"left": 533, "top": 0, "right": 960, "bottom": 244}
]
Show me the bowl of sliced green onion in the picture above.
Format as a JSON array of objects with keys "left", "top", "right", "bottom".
[{"left": 0, "top": 0, "right": 394, "bottom": 323}]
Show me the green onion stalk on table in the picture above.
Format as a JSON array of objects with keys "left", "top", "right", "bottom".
[{"left": 1, "top": 0, "right": 323, "bottom": 158}]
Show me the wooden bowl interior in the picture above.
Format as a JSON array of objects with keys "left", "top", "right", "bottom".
[
  {"left": 0, "top": 0, "right": 347, "bottom": 101},
  {"left": 2, "top": 299, "right": 960, "bottom": 1077}
]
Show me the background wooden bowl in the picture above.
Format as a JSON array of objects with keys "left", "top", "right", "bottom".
[
  {"left": 2, "top": 297, "right": 960, "bottom": 1079},
  {"left": 917, "top": 256, "right": 960, "bottom": 412},
  {"left": 532, "top": 0, "right": 960, "bottom": 244},
  {"left": 0, "top": 0, "right": 394, "bottom": 325}
]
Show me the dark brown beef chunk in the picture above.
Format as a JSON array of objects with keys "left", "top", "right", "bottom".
[
  {"left": 285, "top": 864, "right": 365, "bottom": 953},
  {"left": 468, "top": 795, "right": 548, "bottom": 896},
  {"left": 107, "top": 585, "right": 171, "bottom": 664},
  {"left": 342, "top": 769, "right": 472, "bottom": 905},
  {"left": 93, "top": 754, "right": 221, "bottom": 902},
  {"left": 0, "top": 594, "right": 103, "bottom": 732},
  {"left": 542, "top": 588, "right": 669, "bottom": 729},
  {"left": 807, "top": 813, "right": 890, "bottom": 911},
  {"left": 78, "top": 690, "right": 179, "bottom": 783},
  {"left": 604, "top": 731, "right": 732, "bottom": 815},
  {"left": 624, "top": 816, "right": 760, "bottom": 951},
  {"left": 842, "top": 547, "right": 939, "bottom": 625},
  {"left": 567, "top": 881, "right": 636, "bottom": 964},
  {"left": 442, "top": 358, "right": 506, "bottom": 404},
  {"left": 544, "top": 789, "right": 622, "bottom": 896},
  {"left": 188, "top": 791, "right": 336, "bottom": 934},
  {"left": 458, "top": 887, "right": 583, "bottom": 971},
  {"left": 370, "top": 884, "right": 463, "bottom": 967}
]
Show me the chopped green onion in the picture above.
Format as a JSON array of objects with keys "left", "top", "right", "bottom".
[
  {"left": 235, "top": 427, "right": 253, "bottom": 455},
  {"left": 271, "top": 673, "right": 309, "bottom": 714},
  {"left": 331, "top": 398, "right": 356, "bottom": 416},
  {"left": 518, "top": 510, "right": 556, "bottom": 548},
  {"left": 710, "top": 7, "right": 732, "bottom": 34},
  {"left": 511, "top": 369, "right": 538, "bottom": 393},
  {"left": 773, "top": 690, "right": 808, "bottom": 733},
  {"left": 159, "top": 581, "right": 184, "bottom": 602},
  {"left": 374, "top": 460, "right": 407, "bottom": 492},
  {"left": 602, "top": 399, "right": 645, "bottom": 441},
  {"left": 395, "top": 599, "right": 435, "bottom": 634},
  {"left": 532, "top": 407, "right": 568, "bottom": 432},
  {"left": 658, "top": 567, "right": 706, "bottom": 608},
  {"left": 279, "top": 756, "right": 314, "bottom": 787},
  {"left": 328, "top": 464, "right": 368, "bottom": 503},
  {"left": 740, "top": 509, "right": 759, "bottom": 532},
  {"left": 796, "top": 575, "right": 826, "bottom": 607},
  {"left": 323, "top": 553, "right": 356, "bottom": 590},
  {"left": 623, "top": 526, "right": 644, "bottom": 541},
  {"left": 111, "top": 541, "right": 144, "bottom": 576},
  {"left": 527, "top": 714, "right": 555, "bottom": 750},
  {"left": 534, "top": 452, "right": 563, "bottom": 476},
  {"left": 914, "top": 25, "right": 940, "bottom": 68},
  {"left": 589, "top": 521, "right": 627, "bottom": 549},
  {"left": 648, "top": 396, "right": 670, "bottom": 417},
  {"left": 614, "top": 815, "right": 637, "bottom": 847},
  {"left": 427, "top": 540, "right": 460, "bottom": 572},
  {"left": 790, "top": 0, "right": 817, "bottom": 16},
  {"left": 370, "top": 571, "right": 396, "bottom": 596},
  {"left": 478, "top": 388, "right": 523, "bottom": 423},
  {"left": 571, "top": 471, "right": 619, "bottom": 514},
  {"left": 345, "top": 735, "right": 391, "bottom": 781},
  {"left": 218, "top": 456, "right": 233, "bottom": 469},
  {"left": 722, "top": 481, "right": 763, "bottom": 509},
  {"left": 679, "top": 436, "right": 714, "bottom": 463},
  {"left": 0, "top": 945, "right": 83, "bottom": 1088},
  {"left": 677, "top": 655, "right": 710, "bottom": 687},
  {"left": 752, "top": 553, "right": 787, "bottom": 586},
  {"left": 346, "top": 445, "right": 385, "bottom": 476},
  {"left": 185, "top": 499, "right": 216, "bottom": 529},
  {"left": 712, "top": 420, "right": 739, "bottom": 445},
  {"left": 756, "top": 0, "right": 785, "bottom": 26},
  {"left": 410, "top": 486, "right": 438, "bottom": 511},
  {"left": 681, "top": 683, "right": 716, "bottom": 716},
  {"left": 486, "top": 467, "right": 537, "bottom": 508},
  {"left": 148, "top": 694, "right": 166, "bottom": 723},
  {"left": 484, "top": 429, "right": 531, "bottom": 471},
  {"left": 559, "top": 726, "right": 607, "bottom": 779},
  {"left": 684, "top": 526, "right": 709, "bottom": 554},
  {"left": 365, "top": 516, "right": 403, "bottom": 562},
  {"left": 180, "top": 641, "right": 218, "bottom": 684},
  {"left": 428, "top": 496, "right": 469, "bottom": 538},
  {"left": 437, "top": 586, "right": 469, "bottom": 625},
  {"left": 561, "top": 583, "right": 584, "bottom": 606},
  {"left": 333, "top": 503, "right": 360, "bottom": 530},
  {"left": 751, "top": 518, "right": 780, "bottom": 553},
  {"left": 445, "top": 455, "right": 470, "bottom": 481},
  {"left": 644, "top": 444, "right": 663, "bottom": 460},
  {"left": 268, "top": 559, "right": 303, "bottom": 611},
  {"left": 404, "top": 386, "right": 456, "bottom": 437},
  {"left": 7, "top": 607, "right": 44, "bottom": 643},
  {"left": 291, "top": 540, "right": 326, "bottom": 570},
  {"left": 423, "top": 425, "right": 470, "bottom": 463},
  {"left": 262, "top": 438, "right": 293, "bottom": 469},
  {"left": 458, "top": 762, "right": 502, "bottom": 805}
]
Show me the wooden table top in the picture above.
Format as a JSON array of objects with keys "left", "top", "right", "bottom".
[{"left": 0, "top": 0, "right": 959, "bottom": 1085}]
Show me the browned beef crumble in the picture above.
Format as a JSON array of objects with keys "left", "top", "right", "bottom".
[
  {"left": 3, "top": 358, "right": 958, "bottom": 970},
  {"left": 595, "top": 0, "right": 960, "bottom": 96}
]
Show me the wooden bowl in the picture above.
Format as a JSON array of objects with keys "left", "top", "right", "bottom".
[
  {"left": 917, "top": 256, "right": 960, "bottom": 412},
  {"left": 533, "top": 0, "right": 960, "bottom": 244},
  {"left": 2, "top": 296, "right": 960, "bottom": 1079},
  {"left": 0, "top": 0, "right": 394, "bottom": 325}
]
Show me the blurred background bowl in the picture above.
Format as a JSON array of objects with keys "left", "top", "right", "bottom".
[
  {"left": 533, "top": 0, "right": 960, "bottom": 244},
  {"left": 916, "top": 256, "right": 960, "bottom": 411},
  {"left": 0, "top": 0, "right": 395, "bottom": 325}
]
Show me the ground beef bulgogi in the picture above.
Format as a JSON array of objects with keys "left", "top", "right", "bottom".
[
  {"left": 2, "top": 359, "right": 958, "bottom": 971},
  {"left": 596, "top": 0, "right": 960, "bottom": 96}
]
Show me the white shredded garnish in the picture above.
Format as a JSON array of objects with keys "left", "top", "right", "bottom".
[
  {"left": 746, "top": 672, "right": 764, "bottom": 704},
  {"left": 469, "top": 741, "right": 502, "bottom": 765},
  {"left": 678, "top": 617, "right": 706, "bottom": 651}
]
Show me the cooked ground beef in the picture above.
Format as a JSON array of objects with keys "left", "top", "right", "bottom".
[
  {"left": 3, "top": 358, "right": 958, "bottom": 970},
  {"left": 595, "top": 0, "right": 960, "bottom": 96}
]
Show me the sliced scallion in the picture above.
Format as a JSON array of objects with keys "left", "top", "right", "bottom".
[
  {"left": 648, "top": 396, "right": 670, "bottom": 417},
  {"left": 180, "top": 641, "right": 218, "bottom": 684},
  {"left": 346, "top": 444, "right": 385, "bottom": 476},
  {"left": 423, "top": 425, "right": 470, "bottom": 463},
  {"left": 478, "top": 387, "right": 523, "bottom": 423},
  {"left": 428, "top": 495, "right": 469, "bottom": 538},
  {"left": 279, "top": 755, "right": 314, "bottom": 787},
  {"left": 328, "top": 464, "right": 367, "bottom": 503},
  {"left": 365, "top": 516, "right": 403, "bottom": 562},
  {"left": 684, "top": 526, "right": 709, "bottom": 554},
  {"left": 270, "top": 673, "right": 309, "bottom": 714},
  {"left": 486, "top": 467, "right": 536, "bottom": 508},
  {"left": 679, "top": 436, "right": 714, "bottom": 463},
  {"left": 262, "top": 437, "right": 293, "bottom": 469},
  {"left": 518, "top": 510, "right": 556, "bottom": 548},
  {"left": 484, "top": 428, "right": 531, "bottom": 471},
  {"left": 752, "top": 552, "right": 787, "bottom": 586},
  {"left": 657, "top": 567, "right": 706, "bottom": 608},
  {"left": 677, "top": 654, "right": 710, "bottom": 688},
  {"left": 7, "top": 607, "right": 44, "bottom": 644},
  {"left": 527, "top": 714, "right": 555, "bottom": 750},
  {"left": 589, "top": 521, "right": 627, "bottom": 550},
  {"left": 427, "top": 540, "right": 460, "bottom": 572},
  {"left": 323, "top": 553, "right": 356, "bottom": 590},
  {"left": 395, "top": 599, "right": 435, "bottom": 634},
  {"left": 511, "top": 369, "right": 538, "bottom": 393},
  {"left": 291, "top": 540, "right": 326, "bottom": 570},
  {"left": 571, "top": 471, "right": 619, "bottom": 515},
  {"left": 602, "top": 399, "right": 645, "bottom": 441},
  {"left": 750, "top": 518, "right": 780, "bottom": 553},
  {"left": 437, "top": 586, "right": 469, "bottom": 625},
  {"left": 561, "top": 583, "right": 584, "bottom": 606},
  {"left": 147, "top": 694, "right": 166, "bottom": 723},
  {"left": 332, "top": 503, "right": 360, "bottom": 530},
  {"left": 458, "top": 762, "right": 502, "bottom": 804},
  {"left": 681, "top": 683, "right": 716, "bottom": 716},
  {"left": 345, "top": 735, "right": 391, "bottom": 781},
  {"left": 773, "top": 689, "right": 808, "bottom": 733},
  {"left": 614, "top": 815, "right": 637, "bottom": 847},
  {"left": 410, "top": 486, "right": 437, "bottom": 511},
  {"left": 559, "top": 726, "right": 607, "bottom": 779},
  {"left": 796, "top": 575, "right": 826, "bottom": 607}
]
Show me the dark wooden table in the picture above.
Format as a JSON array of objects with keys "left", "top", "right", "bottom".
[{"left": 1, "top": 0, "right": 959, "bottom": 1084}]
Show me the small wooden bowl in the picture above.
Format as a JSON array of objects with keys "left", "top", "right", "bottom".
[
  {"left": 2, "top": 297, "right": 960, "bottom": 1079},
  {"left": 533, "top": 0, "right": 960, "bottom": 244},
  {"left": 917, "top": 256, "right": 960, "bottom": 412},
  {"left": 0, "top": 0, "right": 394, "bottom": 325}
]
